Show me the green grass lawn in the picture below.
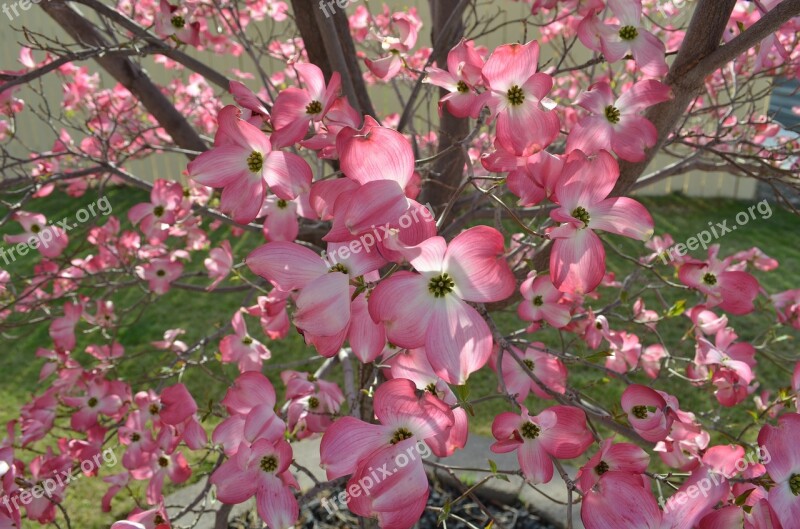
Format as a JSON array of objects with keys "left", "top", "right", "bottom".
[{"left": 1, "top": 189, "right": 798, "bottom": 527}]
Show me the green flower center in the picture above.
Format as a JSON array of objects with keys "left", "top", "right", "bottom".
[
  {"left": 154, "top": 515, "right": 165, "bottom": 525},
  {"left": 171, "top": 15, "right": 186, "bottom": 29},
  {"left": 425, "top": 383, "right": 437, "bottom": 393},
  {"left": 308, "top": 397, "right": 319, "bottom": 409},
  {"left": 31, "top": 224, "right": 42, "bottom": 234},
  {"left": 150, "top": 404, "right": 160, "bottom": 414},
  {"left": 456, "top": 80, "right": 469, "bottom": 93},
  {"left": 533, "top": 295, "right": 544, "bottom": 307},
  {"left": 520, "top": 421, "right": 540, "bottom": 440},
  {"left": 276, "top": 199, "right": 288, "bottom": 209},
  {"left": 306, "top": 100, "right": 323, "bottom": 115},
  {"left": 153, "top": 205, "right": 165, "bottom": 217},
  {"left": 523, "top": 359, "right": 535, "bottom": 371},
  {"left": 87, "top": 397, "right": 98, "bottom": 407},
  {"left": 702, "top": 273, "right": 717, "bottom": 286},
  {"left": 241, "top": 336, "right": 253, "bottom": 345},
  {"left": 247, "top": 151, "right": 264, "bottom": 173},
  {"left": 632, "top": 405, "right": 649, "bottom": 419},
  {"left": 790, "top": 474, "right": 800, "bottom": 496},
  {"left": 595, "top": 460, "right": 609, "bottom": 475},
  {"left": 260, "top": 455, "right": 278, "bottom": 473},
  {"left": 156, "top": 269, "right": 166, "bottom": 277},
  {"left": 507, "top": 85, "right": 525, "bottom": 106},
  {"left": 571, "top": 206, "right": 591, "bottom": 227},
  {"left": 605, "top": 105, "right": 621, "bottom": 124},
  {"left": 428, "top": 273, "right": 455, "bottom": 298},
  {"left": 158, "top": 456, "right": 170, "bottom": 468},
  {"left": 329, "top": 263, "right": 348, "bottom": 274},
  {"left": 390, "top": 427, "right": 414, "bottom": 445},
  {"left": 131, "top": 432, "right": 141, "bottom": 442},
  {"left": 619, "top": 25, "right": 639, "bottom": 41}
]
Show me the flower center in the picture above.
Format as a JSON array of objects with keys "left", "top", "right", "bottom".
[
  {"left": 456, "top": 80, "right": 469, "bottom": 93},
  {"left": 153, "top": 205, "right": 165, "bottom": 217},
  {"left": 305, "top": 100, "right": 323, "bottom": 115},
  {"left": 425, "top": 382, "right": 437, "bottom": 393},
  {"left": 520, "top": 421, "right": 540, "bottom": 440},
  {"left": 532, "top": 295, "right": 544, "bottom": 307},
  {"left": 276, "top": 199, "right": 288, "bottom": 209},
  {"left": 390, "top": 427, "right": 414, "bottom": 445},
  {"left": 329, "top": 263, "right": 348, "bottom": 274},
  {"left": 308, "top": 396, "right": 319, "bottom": 409},
  {"left": 619, "top": 25, "right": 639, "bottom": 41},
  {"left": 171, "top": 15, "right": 185, "bottom": 29},
  {"left": 507, "top": 85, "right": 525, "bottom": 106},
  {"left": 158, "top": 456, "right": 170, "bottom": 468},
  {"left": 247, "top": 151, "right": 264, "bottom": 173},
  {"left": 702, "top": 273, "right": 717, "bottom": 286},
  {"left": 154, "top": 515, "right": 165, "bottom": 524},
  {"left": 631, "top": 405, "right": 649, "bottom": 419},
  {"left": 428, "top": 273, "right": 455, "bottom": 298},
  {"left": 595, "top": 460, "right": 610, "bottom": 475},
  {"left": 604, "top": 105, "right": 621, "bottom": 124},
  {"left": 156, "top": 269, "right": 166, "bottom": 277},
  {"left": 87, "top": 397, "right": 98, "bottom": 408},
  {"left": 790, "top": 474, "right": 800, "bottom": 496},
  {"left": 131, "top": 432, "right": 141, "bottom": 442},
  {"left": 260, "top": 455, "right": 278, "bottom": 473},
  {"left": 149, "top": 403, "right": 160, "bottom": 415},
  {"left": 31, "top": 225, "right": 41, "bottom": 234},
  {"left": 571, "top": 206, "right": 591, "bottom": 227},
  {"left": 241, "top": 336, "right": 253, "bottom": 345},
  {"left": 523, "top": 359, "right": 535, "bottom": 371}
]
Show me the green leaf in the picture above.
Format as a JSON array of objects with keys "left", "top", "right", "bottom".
[
  {"left": 488, "top": 459, "right": 498, "bottom": 474},
  {"left": 666, "top": 299, "right": 686, "bottom": 318}
]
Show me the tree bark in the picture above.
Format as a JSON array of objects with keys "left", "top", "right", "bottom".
[
  {"left": 290, "top": 0, "right": 376, "bottom": 117},
  {"left": 419, "top": 0, "right": 470, "bottom": 215}
]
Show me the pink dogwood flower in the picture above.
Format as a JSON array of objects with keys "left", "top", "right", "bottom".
[
  {"left": 575, "top": 437, "right": 649, "bottom": 493},
  {"left": 577, "top": 0, "right": 669, "bottom": 77},
  {"left": 128, "top": 179, "right": 185, "bottom": 244},
  {"left": 549, "top": 150, "right": 654, "bottom": 294},
  {"left": 369, "top": 226, "right": 515, "bottom": 384},
  {"left": 679, "top": 245, "right": 760, "bottom": 315},
  {"left": 481, "top": 41, "right": 560, "bottom": 155},
  {"left": 187, "top": 105, "right": 312, "bottom": 223},
  {"left": 518, "top": 273, "right": 572, "bottom": 329},
  {"left": 621, "top": 384, "right": 675, "bottom": 442},
  {"left": 220, "top": 312, "right": 271, "bottom": 373},
  {"left": 320, "top": 378, "right": 453, "bottom": 529},
  {"left": 204, "top": 240, "right": 233, "bottom": 290},
  {"left": 491, "top": 405, "right": 593, "bottom": 483},
  {"left": 4, "top": 211, "right": 69, "bottom": 259},
  {"left": 154, "top": 0, "right": 201, "bottom": 46},
  {"left": 136, "top": 257, "right": 183, "bottom": 295},
  {"left": 497, "top": 344, "right": 568, "bottom": 402},
  {"left": 270, "top": 63, "right": 341, "bottom": 148},
  {"left": 210, "top": 437, "right": 299, "bottom": 529},
  {"left": 567, "top": 80, "right": 671, "bottom": 162},
  {"left": 425, "top": 39, "right": 485, "bottom": 118}
]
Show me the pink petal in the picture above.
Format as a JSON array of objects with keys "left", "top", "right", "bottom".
[
  {"left": 589, "top": 197, "right": 654, "bottom": 241},
  {"left": 320, "top": 417, "right": 391, "bottom": 479},
  {"left": 611, "top": 115, "right": 659, "bottom": 163},
  {"left": 293, "top": 271, "right": 351, "bottom": 336},
  {"left": 631, "top": 31, "right": 669, "bottom": 77},
  {"left": 337, "top": 124, "right": 414, "bottom": 188},
  {"left": 263, "top": 151, "right": 312, "bottom": 200},
  {"left": 444, "top": 226, "right": 515, "bottom": 303},
  {"left": 246, "top": 242, "right": 327, "bottom": 291},
  {"left": 482, "top": 41, "right": 539, "bottom": 91},
  {"left": 368, "top": 271, "right": 433, "bottom": 349},
  {"left": 256, "top": 474, "right": 299, "bottom": 529},
  {"left": 550, "top": 229, "right": 606, "bottom": 294},
  {"left": 426, "top": 296, "right": 493, "bottom": 385},
  {"left": 519, "top": 440, "right": 553, "bottom": 484}
]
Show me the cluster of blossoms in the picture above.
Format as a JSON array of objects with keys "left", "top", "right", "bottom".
[{"left": 0, "top": 0, "right": 799, "bottom": 529}]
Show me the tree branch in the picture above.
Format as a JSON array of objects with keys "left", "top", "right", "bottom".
[{"left": 39, "top": 0, "right": 208, "bottom": 158}]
